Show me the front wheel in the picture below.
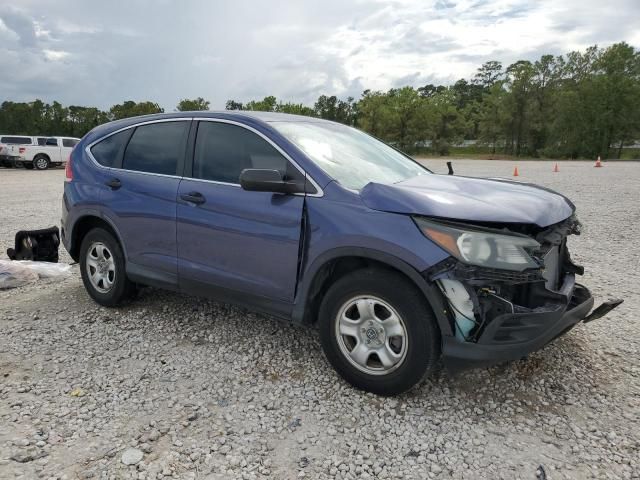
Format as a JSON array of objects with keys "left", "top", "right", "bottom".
[
  {"left": 79, "top": 228, "right": 136, "bottom": 307},
  {"left": 318, "top": 269, "right": 441, "bottom": 396}
]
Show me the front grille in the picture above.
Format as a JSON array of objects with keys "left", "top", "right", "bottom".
[{"left": 451, "top": 262, "right": 544, "bottom": 284}]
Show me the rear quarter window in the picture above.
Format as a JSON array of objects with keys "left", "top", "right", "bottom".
[{"left": 90, "top": 130, "right": 132, "bottom": 168}]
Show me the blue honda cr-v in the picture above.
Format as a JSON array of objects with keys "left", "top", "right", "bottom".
[{"left": 61, "top": 111, "right": 621, "bottom": 395}]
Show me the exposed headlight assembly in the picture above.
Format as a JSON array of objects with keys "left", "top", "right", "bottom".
[{"left": 414, "top": 217, "right": 541, "bottom": 271}]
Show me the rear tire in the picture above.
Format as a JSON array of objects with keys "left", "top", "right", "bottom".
[
  {"left": 79, "top": 228, "right": 136, "bottom": 307},
  {"left": 318, "top": 268, "right": 441, "bottom": 396},
  {"left": 34, "top": 155, "right": 50, "bottom": 170}
]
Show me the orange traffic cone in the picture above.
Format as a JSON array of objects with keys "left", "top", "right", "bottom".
[
  {"left": 595, "top": 156, "right": 602, "bottom": 167},
  {"left": 553, "top": 163, "right": 559, "bottom": 173},
  {"left": 513, "top": 166, "right": 519, "bottom": 177}
]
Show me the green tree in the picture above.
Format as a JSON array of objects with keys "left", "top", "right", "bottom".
[
  {"left": 417, "top": 84, "right": 446, "bottom": 98},
  {"left": 356, "top": 90, "right": 393, "bottom": 138},
  {"left": 276, "top": 102, "right": 316, "bottom": 116},
  {"left": 473, "top": 61, "right": 503, "bottom": 89},
  {"left": 176, "top": 97, "right": 210, "bottom": 111},
  {"left": 68, "top": 106, "right": 108, "bottom": 137},
  {"left": 314, "top": 95, "right": 357, "bottom": 124},
  {"left": 476, "top": 83, "right": 509, "bottom": 153},
  {"left": 592, "top": 42, "right": 640, "bottom": 158},
  {"left": 109, "top": 101, "right": 164, "bottom": 120},
  {"left": 504, "top": 60, "right": 536, "bottom": 155},
  {"left": 244, "top": 96, "right": 278, "bottom": 112},
  {"left": 428, "top": 89, "right": 467, "bottom": 155},
  {"left": 225, "top": 100, "right": 244, "bottom": 110},
  {"left": 385, "top": 87, "right": 431, "bottom": 152}
]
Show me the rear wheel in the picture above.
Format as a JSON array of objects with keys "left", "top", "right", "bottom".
[
  {"left": 79, "top": 228, "right": 136, "bottom": 306},
  {"left": 34, "top": 155, "right": 50, "bottom": 170},
  {"left": 318, "top": 268, "right": 441, "bottom": 396}
]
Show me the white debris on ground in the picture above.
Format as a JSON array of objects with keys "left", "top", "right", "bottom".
[
  {"left": 0, "top": 161, "right": 638, "bottom": 479},
  {"left": 0, "top": 260, "right": 72, "bottom": 289}
]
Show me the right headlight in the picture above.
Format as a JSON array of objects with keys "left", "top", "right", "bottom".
[{"left": 414, "top": 217, "right": 541, "bottom": 271}]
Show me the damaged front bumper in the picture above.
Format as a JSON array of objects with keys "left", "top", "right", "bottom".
[
  {"left": 441, "top": 277, "right": 593, "bottom": 369},
  {"left": 423, "top": 219, "right": 623, "bottom": 370}
]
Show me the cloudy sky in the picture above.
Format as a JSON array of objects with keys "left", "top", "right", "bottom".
[{"left": 1, "top": 0, "right": 638, "bottom": 110}]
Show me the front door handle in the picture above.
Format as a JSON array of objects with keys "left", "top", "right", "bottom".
[
  {"left": 105, "top": 178, "right": 121, "bottom": 189},
  {"left": 180, "top": 191, "right": 206, "bottom": 205}
]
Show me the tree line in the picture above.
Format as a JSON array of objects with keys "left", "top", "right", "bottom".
[{"left": 1, "top": 42, "right": 638, "bottom": 159}]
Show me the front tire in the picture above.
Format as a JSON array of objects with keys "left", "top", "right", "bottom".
[
  {"left": 319, "top": 269, "right": 441, "bottom": 396},
  {"left": 79, "top": 228, "right": 135, "bottom": 307}
]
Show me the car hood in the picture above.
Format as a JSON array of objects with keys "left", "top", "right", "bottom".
[{"left": 359, "top": 174, "right": 574, "bottom": 227}]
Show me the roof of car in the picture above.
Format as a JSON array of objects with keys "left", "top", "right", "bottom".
[
  {"left": 84, "top": 110, "right": 334, "bottom": 144},
  {"left": 140, "top": 110, "right": 327, "bottom": 123},
  {"left": 212, "top": 111, "right": 326, "bottom": 122}
]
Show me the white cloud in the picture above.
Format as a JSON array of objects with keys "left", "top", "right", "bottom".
[
  {"left": 0, "top": 0, "right": 637, "bottom": 109},
  {"left": 43, "top": 49, "right": 70, "bottom": 61}
]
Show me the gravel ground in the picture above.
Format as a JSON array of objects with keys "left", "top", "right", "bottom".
[{"left": 0, "top": 160, "right": 638, "bottom": 480}]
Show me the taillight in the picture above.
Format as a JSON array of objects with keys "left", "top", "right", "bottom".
[
  {"left": 65, "top": 153, "right": 73, "bottom": 182},
  {"left": 19, "top": 147, "right": 26, "bottom": 154}
]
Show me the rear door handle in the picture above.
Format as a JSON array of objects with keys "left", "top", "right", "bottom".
[
  {"left": 105, "top": 178, "right": 121, "bottom": 189},
  {"left": 180, "top": 191, "right": 206, "bottom": 205}
]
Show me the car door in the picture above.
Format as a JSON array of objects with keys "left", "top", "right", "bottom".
[
  {"left": 100, "top": 120, "right": 191, "bottom": 284},
  {"left": 61, "top": 138, "right": 78, "bottom": 161},
  {"left": 176, "top": 119, "right": 305, "bottom": 303},
  {"left": 44, "top": 137, "right": 62, "bottom": 161}
]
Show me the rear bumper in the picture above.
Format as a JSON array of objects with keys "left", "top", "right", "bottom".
[{"left": 441, "top": 282, "right": 597, "bottom": 370}]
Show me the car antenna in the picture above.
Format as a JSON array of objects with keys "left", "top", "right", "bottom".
[{"left": 446, "top": 161, "right": 454, "bottom": 175}]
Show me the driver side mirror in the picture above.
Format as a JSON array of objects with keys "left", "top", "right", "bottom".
[{"left": 239, "top": 169, "right": 305, "bottom": 194}]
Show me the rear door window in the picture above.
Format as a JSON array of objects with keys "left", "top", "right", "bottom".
[
  {"left": 193, "top": 121, "right": 304, "bottom": 184},
  {"left": 123, "top": 122, "right": 189, "bottom": 176}
]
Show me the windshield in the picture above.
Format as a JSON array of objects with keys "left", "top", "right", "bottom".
[{"left": 272, "top": 121, "right": 429, "bottom": 190}]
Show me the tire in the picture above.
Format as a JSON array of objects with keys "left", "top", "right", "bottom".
[
  {"left": 79, "top": 228, "right": 136, "bottom": 307},
  {"left": 24, "top": 163, "right": 34, "bottom": 170},
  {"left": 318, "top": 268, "right": 441, "bottom": 396},
  {"left": 33, "top": 155, "right": 50, "bottom": 170}
]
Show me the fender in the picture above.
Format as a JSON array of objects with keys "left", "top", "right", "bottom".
[
  {"left": 68, "top": 208, "right": 129, "bottom": 261},
  {"left": 292, "top": 246, "right": 454, "bottom": 336}
]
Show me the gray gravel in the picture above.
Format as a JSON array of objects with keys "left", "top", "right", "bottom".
[{"left": 1, "top": 161, "right": 639, "bottom": 479}]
